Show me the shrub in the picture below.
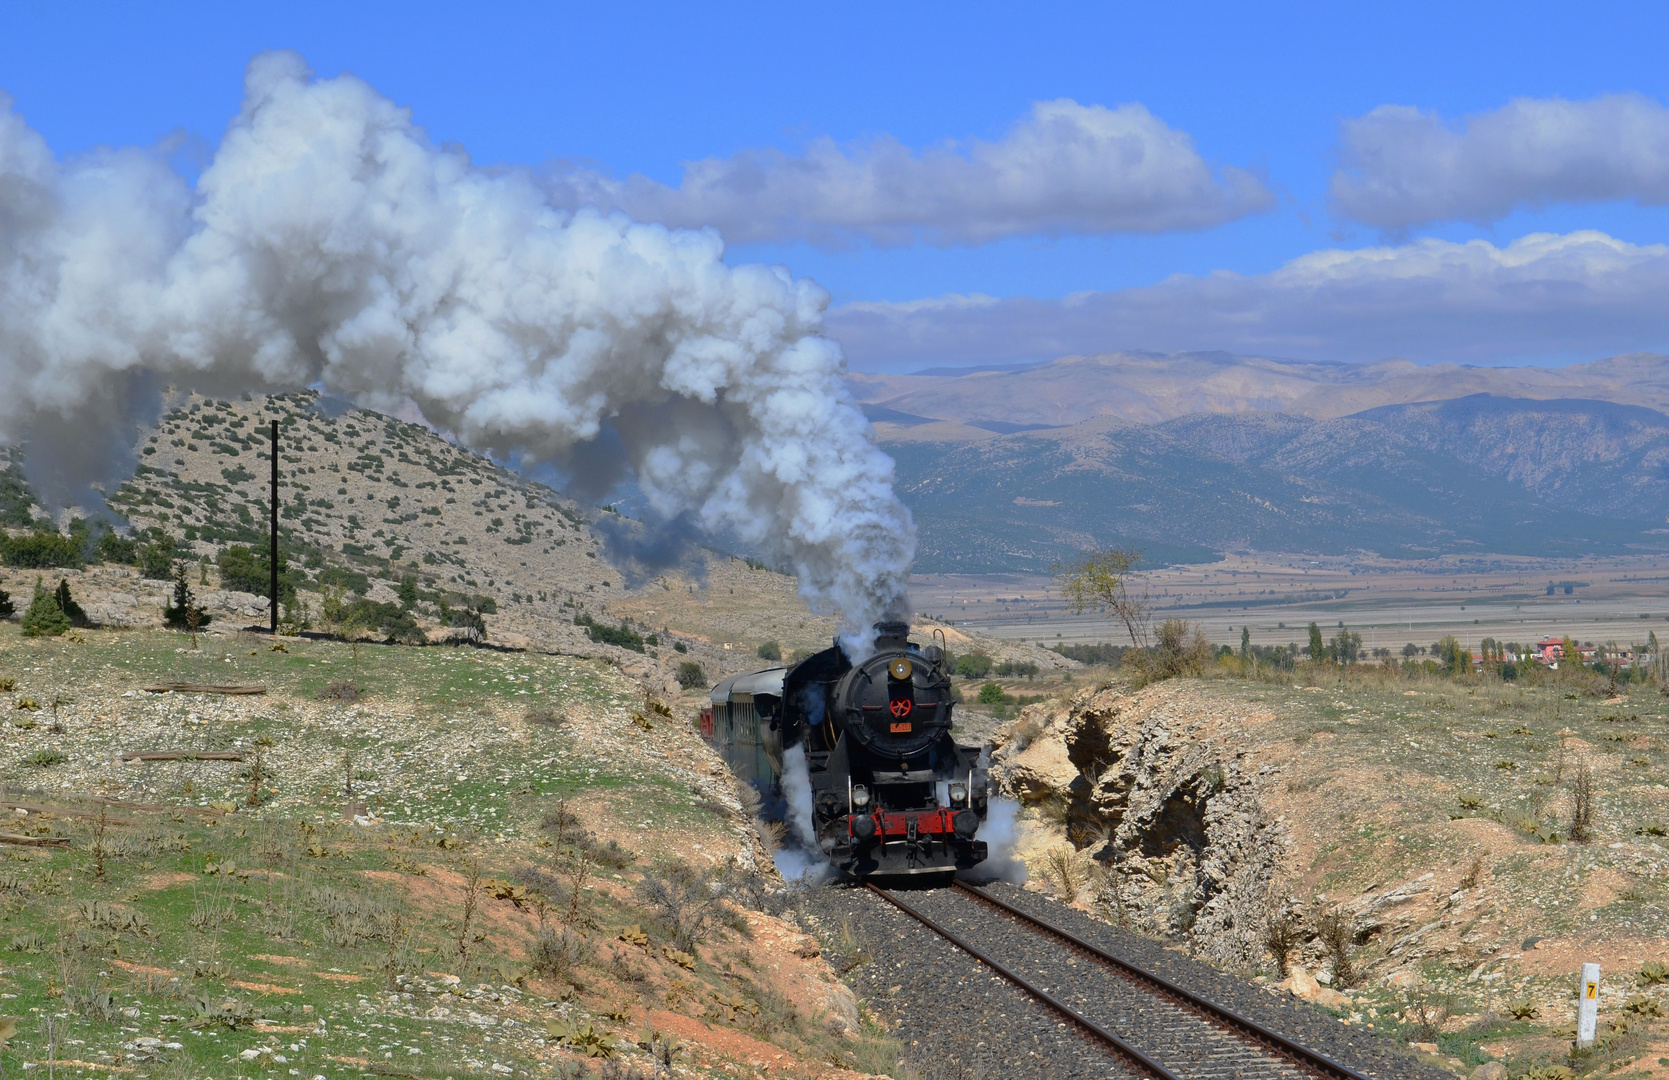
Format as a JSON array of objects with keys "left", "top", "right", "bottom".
[
  {"left": 977, "top": 682, "right": 1006, "bottom": 705},
  {"left": 162, "top": 564, "right": 210, "bottom": 632},
  {"left": 1313, "top": 908, "right": 1357, "bottom": 987},
  {"left": 96, "top": 532, "right": 137, "bottom": 565},
  {"left": 317, "top": 681, "right": 361, "bottom": 703},
  {"left": 216, "top": 545, "right": 296, "bottom": 602},
  {"left": 1050, "top": 642, "right": 1128, "bottom": 666},
  {"left": 0, "top": 588, "right": 12, "bottom": 620},
  {"left": 954, "top": 652, "right": 992, "bottom": 679},
  {"left": 1262, "top": 911, "right": 1302, "bottom": 976},
  {"left": 138, "top": 534, "right": 178, "bottom": 580},
  {"left": 1, "top": 531, "right": 82, "bottom": 569},
  {"left": 54, "top": 579, "right": 88, "bottom": 628},
  {"left": 756, "top": 640, "right": 782, "bottom": 661},
  {"left": 1569, "top": 761, "right": 1595, "bottom": 843},
  {"left": 20, "top": 580, "right": 70, "bottom": 638},
  {"left": 216, "top": 545, "right": 267, "bottom": 594},
  {"left": 636, "top": 859, "right": 745, "bottom": 952},
  {"left": 676, "top": 661, "right": 706, "bottom": 689},
  {"left": 345, "top": 598, "right": 427, "bottom": 644},
  {"left": 27, "top": 749, "right": 66, "bottom": 768},
  {"left": 575, "top": 613, "right": 643, "bottom": 652},
  {"left": 318, "top": 565, "right": 371, "bottom": 595}
]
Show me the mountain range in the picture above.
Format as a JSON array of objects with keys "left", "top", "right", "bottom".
[{"left": 851, "top": 353, "right": 1669, "bottom": 572}]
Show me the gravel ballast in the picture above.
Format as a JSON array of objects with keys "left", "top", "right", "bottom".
[
  {"left": 802, "top": 883, "right": 1149, "bottom": 1079},
  {"left": 800, "top": 880, "right": 1451, "bottom": 1080},
  {"left": 971, "top": 882, "right": 1452, "bottom": 1080}
]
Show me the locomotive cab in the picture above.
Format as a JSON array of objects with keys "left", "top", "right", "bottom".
[{"left": 710, "top": 620, "right": 989, "bottom": 881}]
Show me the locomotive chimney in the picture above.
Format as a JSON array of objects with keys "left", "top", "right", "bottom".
[{"left": 873, "top": 621, "right": 910, "bottom": 652}]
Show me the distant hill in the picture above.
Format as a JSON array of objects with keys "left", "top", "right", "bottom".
[
  {"left": 883, "top": 396, "right": 1669, "bottom": 573},
  {"left": 850, "top": 351, "right": 1669, "bottom": 431}
]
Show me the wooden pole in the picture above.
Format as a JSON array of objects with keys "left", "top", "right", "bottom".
[{"left": 270, "top": 418, "right": 279, "bottom": 634}]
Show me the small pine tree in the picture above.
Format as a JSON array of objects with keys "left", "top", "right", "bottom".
[
  {"left": 20, "top": 578, "right": 70, "bottom": 637},
  {"left": 53, "top": 579, "right": 88, "bottom": 628},
  {"left": 162, "top": 563, "right": 211, "bottom": 632},
  {"left": 0, "top": 586, "right": 13, "bottom": 619},
  {"left": 1240, "top": 626, "right": 1251, "bottom": 662},
  {"left": 398, "top": 574, "right": 419, "bottom": 610}
]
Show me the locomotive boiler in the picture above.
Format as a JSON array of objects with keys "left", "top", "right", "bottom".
[{"left": 703, "top": 621, "right": 989, "bottom": 879}]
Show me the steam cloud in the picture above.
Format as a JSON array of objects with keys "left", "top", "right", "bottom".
[
  {"left": 775, "top": 743, "right": 829, "bottom": 882},
  {"left": 0, "top": 53, "right": 913, "bottom": 635}
]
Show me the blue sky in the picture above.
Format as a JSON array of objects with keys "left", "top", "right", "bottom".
[{"left": 7, "top": 1, "right": 1669, "bottom": 369}]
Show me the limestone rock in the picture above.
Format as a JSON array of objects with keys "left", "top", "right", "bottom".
[
  {"left": 1469, "top": 1063, "right": 1508, "bottom": 1080},
  {"left": 991, "top": 681, "right": 1285, "bottom": 968}
]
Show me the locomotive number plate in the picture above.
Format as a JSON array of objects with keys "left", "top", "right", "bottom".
[{"left": 890, "top": 722, "right": 912, "bottom": 733}]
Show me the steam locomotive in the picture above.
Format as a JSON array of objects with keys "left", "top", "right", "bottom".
[{"left": 702, "top": 621, "right": 989, "bottom": 879}]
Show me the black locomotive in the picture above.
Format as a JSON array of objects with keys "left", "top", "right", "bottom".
[{"left": 703, "top": 621, "right": 989, "bottom": 879}]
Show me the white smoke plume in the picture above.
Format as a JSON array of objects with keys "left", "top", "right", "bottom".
[
  {"left": 774, "top": 743, "right": 829, "bottom": 882},
  {"left": 963, "top": 797, "right": 1027, "bottom": 885},
  {"left": 0, "top": 53, "right": 913, "bottom": 635}
]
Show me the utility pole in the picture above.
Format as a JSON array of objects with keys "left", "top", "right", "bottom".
[{"left": 270, "top": 419, "right": 279, "bottom": 635}]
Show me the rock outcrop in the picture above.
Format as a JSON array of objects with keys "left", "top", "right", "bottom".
[{"left": 991, "top": 681, "right": 1287, "bottom": 968}]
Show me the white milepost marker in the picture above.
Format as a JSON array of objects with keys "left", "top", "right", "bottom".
[{"left": 1576, "top": 962, "right": 1601, "bottom": 1048}]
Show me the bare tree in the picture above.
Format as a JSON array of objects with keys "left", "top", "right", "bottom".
[{"left": 1054, "top": 546, "right": 1152, "bottom": 648}]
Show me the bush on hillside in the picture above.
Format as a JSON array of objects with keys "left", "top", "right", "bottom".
[
  {"left": 1, "top": 531, "right": 83, "bottom": 569},
  {"left": 97, "top": 531, "right": 138, "bottom": 565},
  {"left": 575, "top": 613, "right": 643, "bottom": 652},
  {"left": 54, "top": 579, "right": 88, "bottom": 628},
  {"left": 162, "top": 565, "right": 210, "bottom": 631},
  {"left": 20, "top": 580, "right": 70, "bottom": 638}
]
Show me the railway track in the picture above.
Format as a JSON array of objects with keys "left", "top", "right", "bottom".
[{"left": 867, "top": 881, "right": 1376, "bottom": 1080}]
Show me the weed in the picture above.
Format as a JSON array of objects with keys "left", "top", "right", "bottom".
[
  {"left": 1030, "top": 843, "right": 1099, "bottom": 903},
  {"left": 832, "top": 918, "right": 872, "bottom": 974},
  {"left": 636, "top": 858, "right": 746, "bottom": 953},
  {"left": 1262, "top": 910, "right": 1302, "bottom": 977},
  {"left": 317, "top": 680, "right": 361, "bottom": 702},
  {"left": 244, "top": 734, "right": 274, "bottom": 807},
  {"left": 1569, "top": 760, "right": 1595, "bottom": 843},
  {"left": 455, "top": 855, "right": 484, "bottom": 962},
  {"left": 1313, "top": 908, "right": 1357, "bottom": 987},
  {"left": 1460, "top": 855, "right": 1484, "bottom": 890},
  {"left": 1639, "top": 960, "right": 1669, "bottom": 986},
  {"left": 26, "top": 749, "right": 66, "bottom": 768},
  {"left": 1401, "top": 990, "right": 1450, "bottom": 1042}
]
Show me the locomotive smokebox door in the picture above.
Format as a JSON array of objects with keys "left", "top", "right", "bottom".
[{"left": 887, "top": 658, "right": 915, "bottom": 734}]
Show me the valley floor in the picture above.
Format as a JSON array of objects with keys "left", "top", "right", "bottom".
[{"left": 911, "top": 550, "right": 1669, "bottom": 653}]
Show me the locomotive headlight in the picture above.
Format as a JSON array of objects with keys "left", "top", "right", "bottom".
[
  {"left": 851, "top": 784, "right": 871, "bottom": 808},
  {"left": 948, "top": 782, "right": 969, "bottom": 807}
]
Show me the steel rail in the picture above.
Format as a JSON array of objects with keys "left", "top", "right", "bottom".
[
  {"left": 865, "top": 882, "right": 1181, "bottom": 1080},
  {"left": 952, "top": 880, "right": 1374, "bottom": 1080}
]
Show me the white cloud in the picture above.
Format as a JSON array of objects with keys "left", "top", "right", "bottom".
[
  {"left": 545, "top": 100, "right": 1271, "bottom": 247},
  {"left": 1331, "top": 94, "right": 1669, "bottom": 229},
  {"left": 827, "top": 230, "right": 1669, "bottom": 369}
]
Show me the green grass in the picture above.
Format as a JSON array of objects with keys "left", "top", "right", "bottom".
[{"left": 0, "top": 625, "right": 906, "bottom": 1080}]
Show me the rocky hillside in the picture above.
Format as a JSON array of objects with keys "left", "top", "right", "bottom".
[
  {"left": 0, "top": 389, "right": 1064, "bottom": 694},
  {"left": 990, "top": 672, "right": 1669, "bottom": 1074}
]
